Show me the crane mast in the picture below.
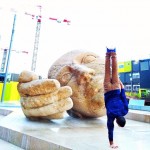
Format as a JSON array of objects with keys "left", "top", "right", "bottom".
[
  {"left": 31, "top": 5, "right": 42, "bottom": 72},
  {"left": 1, "top": 49, "right": 7, "bottom": 72},
  {"left": 31, "top": 17, "right": 41, "bottom": 71}
]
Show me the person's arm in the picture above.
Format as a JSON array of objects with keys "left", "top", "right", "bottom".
[{"left": 107, "top": 116, "right": 118, "bottom": 148}]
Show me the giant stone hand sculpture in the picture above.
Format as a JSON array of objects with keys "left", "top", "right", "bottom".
[
  {"left": 17, "top": 70, "right": 73, "bottom": 119},
  {"left": 48, "top": 50, "right": 106, "bottom": 118}
]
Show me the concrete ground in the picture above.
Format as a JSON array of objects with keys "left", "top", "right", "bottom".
[
  {"left": 0, "top": 139, "right": 23, "bottom": 150},
  {"left": 0, "top": 114, "right": 23, "bottom": 150},
  {"left": 0, "top": 103, "right": 149, "bottom": 150}
]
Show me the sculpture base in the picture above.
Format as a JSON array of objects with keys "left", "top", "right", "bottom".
[{"left": 0, "top": 107, "right": 149, "bottom": 150}]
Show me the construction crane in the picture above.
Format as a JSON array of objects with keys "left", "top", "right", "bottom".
[
  {"left": 0, "top": 49, "right": 7, "bottom": 72},
  {"left": 31, "top": 5, "right": 42, "bottom": 72},
  {"left": 25, "top": 5, "right": 42, "bottom": 72},
  {"left": 25, "top": 6, "right": 71, "bottom": 72},
  {"left": 0, "top": 48, "right": 29, "bottom": 72}
]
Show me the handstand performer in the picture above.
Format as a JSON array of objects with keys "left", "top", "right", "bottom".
[{"left": 104, "top": 48, "right": 128, "bottom": 149}]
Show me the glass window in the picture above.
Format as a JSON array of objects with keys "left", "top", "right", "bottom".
[
  {"left": 119, "top": 73, "right": 125, "bottom": 83},
  {"left": 125, "top": 73, "right": 131, "bottom": 83},
  {"left": 140, "top": 61, "right": 149, "bottom": 71},
  {"left": 132, "top": 73, "right": 140, "bottom": 79},
  {"left": 125, "top": 85, "right": 132, "bottom": 91},
  {"left": 119, "top": 64, "right": 124, "bottom": 68},
  {"left": 132, "top": 60, "right": 139, "bottom": 72},
  {"left": 133, "top": 85, "right": 140, "bottom": 92}
]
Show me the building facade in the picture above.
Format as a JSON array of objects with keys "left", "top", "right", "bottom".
[{"left": 118, "top": 59, "right": 150, "bottom": 98}]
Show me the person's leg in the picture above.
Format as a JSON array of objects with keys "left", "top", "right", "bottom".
[
  {"left": 111, "top": 52, "right": 121, "bottom": 90},
  {"left": 104, "top": 52, "right": 112, "bottom": 93}
]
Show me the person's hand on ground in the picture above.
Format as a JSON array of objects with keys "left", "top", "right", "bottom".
[{"left": 110, "top": 143, "right": 118, "bottom": 149}]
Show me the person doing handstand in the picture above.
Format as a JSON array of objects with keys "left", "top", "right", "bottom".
[{"left": 103, "top": 48, "right": 128, "bottom": 149}]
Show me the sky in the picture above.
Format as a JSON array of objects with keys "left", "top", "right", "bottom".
[{"left": 0, "top": 0, "right": 150, "bottom": 77}]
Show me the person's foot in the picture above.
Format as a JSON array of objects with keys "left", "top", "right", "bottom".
[{"left": 106, "top": 47, "right": 116, "bottom": 53}]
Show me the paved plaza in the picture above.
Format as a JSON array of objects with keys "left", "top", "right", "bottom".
[{"left": 0, "top": 104, "right": 149, "bottom": 150}]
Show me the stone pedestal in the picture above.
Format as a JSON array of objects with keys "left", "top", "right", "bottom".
[{"left": 0, "top": 107, "right": 149, "bottom": 150}]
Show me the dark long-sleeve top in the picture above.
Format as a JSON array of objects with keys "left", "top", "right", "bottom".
[{"left": 104, "top": 89, "right": 128, "bottom": 141}]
